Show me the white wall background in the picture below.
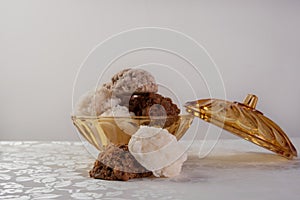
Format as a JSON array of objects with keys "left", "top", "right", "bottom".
[{"left": 0, "top": 0, "right": 299, "bottom": 141}]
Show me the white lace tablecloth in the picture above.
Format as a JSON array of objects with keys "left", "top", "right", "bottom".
[{"left": 0, "top": 139, "right": 299, "bottom": 200}]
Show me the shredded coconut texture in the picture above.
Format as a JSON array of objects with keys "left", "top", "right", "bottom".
[
  {"left": 128, "top": 126, "right": 187, "bottom": 178},
  {"left": 74, "top": 85, "right": 120, "bottom": 116},
  {"left": 100, "top": 105, "right": 134, "bottom": 117},
  {"left": 101, "top": 105, "right": 138, "bottom": 135},
  {"left": 111, "top": 68, "right": 158, "bottom": 95}
]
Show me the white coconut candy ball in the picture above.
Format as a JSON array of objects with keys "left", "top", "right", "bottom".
[
  {"left": 100, "top": 105, "right": 138, "bottom": 135},
  {"left": 74, "top": 84, "right": 121, "bottom": 116},
  {"left": 128, "top": 126, "right": 187, "bottom": 177}
]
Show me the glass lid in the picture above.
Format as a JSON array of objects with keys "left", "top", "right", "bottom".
[{"left": 184, "top": 94, "right": 297, "bottom": 159}]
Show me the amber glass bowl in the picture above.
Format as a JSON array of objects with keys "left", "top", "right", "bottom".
[{"left": 71, "top": 115, "right": 194, "bottom": 151}]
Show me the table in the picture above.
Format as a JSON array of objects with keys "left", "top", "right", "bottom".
[{"left": 0, "top": 139, "right": 299, "bottom": 200}]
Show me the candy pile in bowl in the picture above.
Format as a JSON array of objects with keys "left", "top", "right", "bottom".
[{"left": 72, "top": 68, "right": 194, "bottom": 181}]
